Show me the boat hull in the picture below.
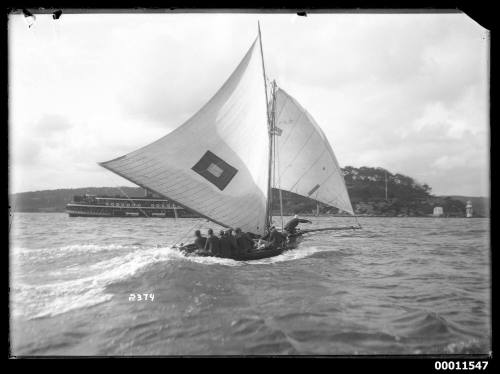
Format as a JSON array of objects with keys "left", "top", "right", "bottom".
[{"left": 178, "top": 235, "right": 301, "bottom": 261}]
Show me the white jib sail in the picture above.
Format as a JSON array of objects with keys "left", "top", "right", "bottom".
[
  {"left": 100, "top": 37, "right": 270, "bottom": 234},
  {"left": 274, "top": 88, "right": 354, "bottom": 215}
]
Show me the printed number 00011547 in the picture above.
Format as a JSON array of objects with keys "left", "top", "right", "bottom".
[{"left": 434, "top": 361, "right": 488, "bottom": 370}]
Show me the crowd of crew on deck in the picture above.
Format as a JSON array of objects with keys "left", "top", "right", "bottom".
[{"left": 190, "top": 215, "right": 312, "bottom": 257}]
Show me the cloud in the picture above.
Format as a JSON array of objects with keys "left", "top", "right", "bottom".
[
  {"left": 34, "top": 114, "right": 73, "bottom": 134},
  {"left": 8, "top": 13, "right": 489, "bottom": 197}
]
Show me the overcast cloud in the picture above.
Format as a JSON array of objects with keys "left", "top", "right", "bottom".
[{"left": 8, "top": 12, "right": 489, "bottom": 196}]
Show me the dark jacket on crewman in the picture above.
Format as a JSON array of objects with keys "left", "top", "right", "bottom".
[
  {"left": 218, "top": 236, "right": 232, "bottom": 257},
  {"left": 226, "top": 235, "right": 240, "bottom": 256},
  {"left": 194, "top": 236, "right": 207, "bottom": 249},
  {"left": 269, "top": 230, "right": 285, "bottom": 247},
  {"left": 284, "top": 218, "right": 312, "bottom": 233},
  {"left": 206, "top": 235, "right": 220, "bottom": 255},
  {"left": 236, "top": 233, "right": 254, "bottom": 253}
]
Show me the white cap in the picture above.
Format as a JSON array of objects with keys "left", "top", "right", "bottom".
[{"left": 294, "top": 214, "right": 298, "bottom": 218}]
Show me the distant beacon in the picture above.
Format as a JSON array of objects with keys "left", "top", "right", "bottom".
[
  {"left": 466, "top": 200, "right": 473, "bottom": 218},
  {"left": 433, "top": 206, "right": 444, "bottom": 217}
]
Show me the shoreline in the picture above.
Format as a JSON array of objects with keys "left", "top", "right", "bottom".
[{"left": 11, "top": 211, "right": 488, "bottom": 218}]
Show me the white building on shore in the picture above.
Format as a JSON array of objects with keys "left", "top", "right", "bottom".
[
  {"left": 466, "top": 201, "right": 473, "bottom": 218},
  {"left": 433, "top": 206, "right": 444, "bottom": 217}
]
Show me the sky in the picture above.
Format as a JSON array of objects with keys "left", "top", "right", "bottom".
[{"left": 8, "top": 12, "right": 489, "bottom": 196}]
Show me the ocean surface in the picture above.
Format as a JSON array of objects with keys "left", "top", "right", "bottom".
[{"left": 10, "top": 213, "right": 490, "bottom": 356}]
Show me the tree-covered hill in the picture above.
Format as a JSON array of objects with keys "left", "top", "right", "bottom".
[
  {"left": 9, "top": 167, "right": 489, "bottom": 217},
  {"left": 271, "top": 166, "right": 488, "bottom": 217},
  {"left": 10, "top": 187, "right": 144, "bottom": 213}
]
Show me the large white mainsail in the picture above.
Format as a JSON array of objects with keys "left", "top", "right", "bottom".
[
  {"left": 100, "top": 36, "right": 270, "bottom": 234},
  {"left": 273, "top": 88, "right": 354, "bottom": 215}
]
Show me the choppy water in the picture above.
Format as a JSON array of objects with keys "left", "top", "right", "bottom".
[{"left": 10, "top": 213, "right": 490, "bottom": 355}]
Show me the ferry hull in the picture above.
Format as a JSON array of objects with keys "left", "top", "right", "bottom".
[{"left": 67, "top": 210, "right": 197, "bottom": 218}]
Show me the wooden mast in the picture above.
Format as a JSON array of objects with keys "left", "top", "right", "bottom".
[
  {"left": 270, "top": 80, "right": 282, "bottom": 229},
  {"left": 258, "top": 21, "right": 273, "bottom": 232}
]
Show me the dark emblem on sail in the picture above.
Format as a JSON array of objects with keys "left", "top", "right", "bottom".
[
  {"left": 308, "top": 184, "right": 320, "bottom": 196},
  {"left": 192, "top": 151, "right": 238, "bottom": 191}
]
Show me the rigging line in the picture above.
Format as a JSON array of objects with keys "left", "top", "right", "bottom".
[
  {"left": 105, "top": 173, "right": 150, "bottom": 217},
  {"left": 315, "top": 189, "right": 320, "bottom": 216},
  {"left": 287, "top": 146, "right": 353, "bottom": 215},
  {"left": 287, "top": 148, "right": 328, "bottom": 192},
  {"left": 280, "top": 93, "right": 339, "bottom": 173},
  {"left": 277, "top": 105, "right": 316, "bottom": 179},
  {"left": 278, "top": 95, "right": 309, "bottom": 148},
  {"left": 275, "top": 128, "right": 285, "bottom": 231},
  {"left": 257, "top": 22, "right": 271, "bottom": 127},
  {"left": 307, "top": 170, "right": 348, "bottom": 211},
  {"left": 270, "top": 81, "right": 278, "bottom": 228},
  {"left": 173, "top": 220, "right": 202, "bottom": 247},
  {"left": 101, "top": 164, "right": 232, "bottom": 230},
  {"left": 273, "top": 83, "right": 281, "bottom": 228},
  {"left": 354, "top": 214, "right": 362, "bottom": 228},
  {"left": 115, "top": 185, "right": 150, "bottom": 218},
  {"left": 272, "top": 81, "right": 284, "bottom": 230},
  {"left": 278, "top": 106, "right": 306, "bottom": 150},
  {"left": 279, "top": 128, "right": 316, "bottom": 180},
  {"left": 258, "top": 21, "right": 273, "bottom": 231},
  {"left": 274, "top": 90, "right": 289, "bottom": 122}
]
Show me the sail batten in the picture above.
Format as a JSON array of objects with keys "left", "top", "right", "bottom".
[
  {"left": 100, "top": 36, "right": 270, "bottom": 234},
  {"left": 273, "top": 88, "right": 354, "bottom": 215}
]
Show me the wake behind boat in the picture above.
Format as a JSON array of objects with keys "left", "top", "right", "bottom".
[{"left": 99, "top": 23, "right": 361, "bottom": 260}]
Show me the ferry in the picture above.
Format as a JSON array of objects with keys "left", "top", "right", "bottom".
[{"left": 66, "top": 190, "right": 200, "bottom": 218}]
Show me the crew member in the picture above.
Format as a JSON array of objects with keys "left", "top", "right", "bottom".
[
  {"left": 234, "top": 227, "right": 254, "bottom": 253},
  {"left": 194, "top": 230, "right": 207, "bottom": 249},
  {"left": 268, "top": 226, "right": 285, "bottom": 248},
  {"left": 284, "top": 214, "right": 312, "bottom": 235},
  {"left": 218, "top": 230, "right": 232, "bottom": 258},
  {"left": 226, "top": 229, "right": 240, "bottom": 256},
  {"left": 206, "top": 228, "right": 220, "bottom": 256}
]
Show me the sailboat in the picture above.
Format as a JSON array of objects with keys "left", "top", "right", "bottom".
[{"left": 100, "top": 24, "right": 360, "bottom": 260}]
